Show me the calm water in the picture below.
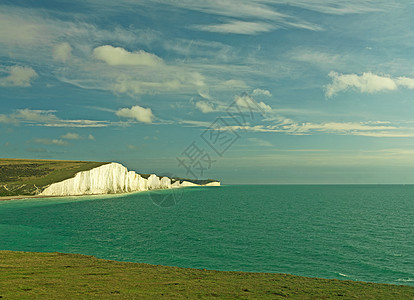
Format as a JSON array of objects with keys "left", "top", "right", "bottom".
[{"left": 0, "top": 185, "right": 413, "bottom": 286}]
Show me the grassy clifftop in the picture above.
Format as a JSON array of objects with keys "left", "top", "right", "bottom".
[
  {"left": 0, "top": 158, "right": 108, "bottom": 196},
  {"left": 0, "top": 251, "right": 413, "bottom": 299}
]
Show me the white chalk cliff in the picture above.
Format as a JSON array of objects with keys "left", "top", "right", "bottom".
[{"left": 40, "top": 162, "right": 220, "bottom": 196}]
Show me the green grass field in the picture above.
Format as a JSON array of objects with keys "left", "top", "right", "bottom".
[
  {"left": 0, "top": 158, "right": 108, "bottom": 196},
  {"left": 0, "top": 251, "right": 413, "bottom": 299}
]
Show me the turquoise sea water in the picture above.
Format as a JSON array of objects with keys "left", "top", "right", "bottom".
[{"left": 0, "top": 185, "right": 413, "bottom": 286}]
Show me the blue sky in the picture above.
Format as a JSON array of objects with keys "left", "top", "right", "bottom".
[{"left": 2, "top": 0, "right": 414, "bottom": 184}]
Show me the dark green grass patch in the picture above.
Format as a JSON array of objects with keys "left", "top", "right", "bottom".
[{"left": 0, "top": 251, "right": 413, "bottom": 299}]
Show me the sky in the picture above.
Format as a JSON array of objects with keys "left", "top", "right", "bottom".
[{"left": 2, "top": 0, "right": 414, "bottom": 184}]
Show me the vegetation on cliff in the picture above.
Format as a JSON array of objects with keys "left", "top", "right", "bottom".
[{"left": 0, "top": 159, "right": 107, "bottom": 196}]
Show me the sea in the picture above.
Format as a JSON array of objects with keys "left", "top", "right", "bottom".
[{"left": 0, "top": 185, "right": 413, "bottom": 286}]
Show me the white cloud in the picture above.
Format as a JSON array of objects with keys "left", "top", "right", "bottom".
[
  {"left": 326, "top": 72, "right": 400, "bottom": 97},
  {"left": 61, "top": 132, "right": 81, "bottom": 140},
  {"left": 53, "top": 42, "right": 72, "bottom": 62},
  {"left": 235, "top": 93, "right": 272, "bottom": 113},
  {"left": 34, "top": 138, "right": 69, "bottom": 146},
  {"left": 193, "top": 21, "right": 276, "bottom": 35},
  {"left": 116, "top": 105, "right": 155, "bottom": 124},
  {"left": 326, "top": 71, "right": 414, "bottom": 97},
  {"left": 252, "top": 88, "right": 272, "bottom": 97},
  {"left": 396, "top": 77, "right": 414, "bottom": 89},
  {"left": 88, "top": 134, "right": 95, "bottom": 140},
  {"left": 195, "top": 101, "right": 215, "bottom": 113},
  {"left": 93, "top": 45, "right": 163, "bottom": 66},
  {"left": 0, "top": 65, "right": 38, "bottom": 87}
]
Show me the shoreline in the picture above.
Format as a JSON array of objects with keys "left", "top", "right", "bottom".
[
  {"left": 0, "top": 185, "right": 205, "bottom": 201},
  {"left": 0, "top": 190, "right": 148, "bottom": 201},
  {"left": 0, "top": 195, "right": 52, "bottom": 201}
]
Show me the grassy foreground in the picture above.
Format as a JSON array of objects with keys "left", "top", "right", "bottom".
[
  {"left": 0, "top": 159, "right": 108, "bottom": 196},
  {"left": 0, "top": 251, "right": 413, "bottom": 299}
]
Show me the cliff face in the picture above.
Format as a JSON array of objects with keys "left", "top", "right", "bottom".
[{"left": 40, "top": 162, "right": 220, "bottom": 196}]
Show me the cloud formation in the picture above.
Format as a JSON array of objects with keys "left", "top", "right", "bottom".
[
  {"left": 116, "top": 105, "right": 155, "bottom": 123},
  {"left": 93, "top": 45, "right": 163, "bottom": 66},
  {"left": 326, "top": 71, "right": 414, "bottom": 97},
  {"left": 0, "top": 65, "right": 38, "bottom": 87}
]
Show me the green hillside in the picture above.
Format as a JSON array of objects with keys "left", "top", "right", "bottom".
[
  {"left": 0, "top": 159, "right": 108, "bottom": 196},
  {"left": 0, "top": 251, "right": 413, "bottom": 299}
]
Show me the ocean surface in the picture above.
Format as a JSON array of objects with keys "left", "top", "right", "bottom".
[{"left": 0, "top": 185, "right": 413, "bottom": 286}]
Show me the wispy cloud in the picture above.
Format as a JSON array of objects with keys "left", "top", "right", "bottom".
[
  {"left": 289, "top": 49, "right": 342, "bottom": 67},
  {"left": 0, "top": 4, "right": 277, "bottom": 99},
  {"left": 247, "top": 137, "right": 273, "bottom": 147},
  {"left": 227, "top": 119, "right": 414, "bottom": 137},
  {"left": 193, "top": 91, "right": 273, "bottom": 115},
  {"left": 53, "top": 42, "right": 72, "bottom": 62},
  {"left": 161, "top": 0, "right": 322, "bottom": 34},
  {"left": 193, "top": 21, "right": 276, "bottom": 35},
  {"left": 33, "top": 138, "right": 69, "bottom": 146},
  {"left": 184, "top": 110, "right": 414, "bottom": 137},
  {"left": 281, "top": 0, "right": 395, "bottom": 15},
  {"left": 325, "top": 71, "right": 414, "bottom": 97},
  {"left": 0, "top": 109, "right": 108, "bottom": 128},
  {"left": 179, "top": 120, "right": 213, "bottom": 128},
  {"left": 162, "top": 0, "right": 287, "bottom": 20}
]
